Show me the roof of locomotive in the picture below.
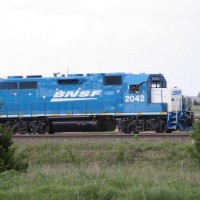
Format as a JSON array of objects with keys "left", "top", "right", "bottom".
[{"left": 0, "top": 73, "right": 166, "bottom": 84}]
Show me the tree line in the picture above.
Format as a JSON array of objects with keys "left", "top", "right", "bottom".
[{"left": 193, "top": 92, "right": 200, "bottom": 106}]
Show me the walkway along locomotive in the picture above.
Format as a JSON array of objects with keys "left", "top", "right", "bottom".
[{"left": 0, "top": 72, "right": 194, "bottom": 134}]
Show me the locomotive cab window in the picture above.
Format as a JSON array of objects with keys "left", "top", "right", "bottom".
[
  {"left": 151, "top": 82, "right": 160, "bottom": 88},
  {"left": 150, "top": 75, "right": 164, "bottom": 88},
  {"left": 130, "top": 85, "right": 140, "bottom": 93}
]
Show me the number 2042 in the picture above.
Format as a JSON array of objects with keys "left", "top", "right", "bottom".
[{"left": 125, "top": 95, "right": 145, "bottom": 102}]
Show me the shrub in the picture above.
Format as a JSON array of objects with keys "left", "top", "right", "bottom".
[
  {"left": 190, "top": 120, "right": 200, "bottom": 162},
  {"left": 0, "top": 124, "right": 28, "bottom": 172}
]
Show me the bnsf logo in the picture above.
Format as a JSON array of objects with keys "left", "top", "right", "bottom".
[
  {"left": 51, "top": 90, "right": 101, "bottom": 102},
  {"left": 172, "top": 90, "right": 181, "bottom": 95}
]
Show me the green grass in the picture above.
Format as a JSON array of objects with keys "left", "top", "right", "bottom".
[{"left": 1, "top": 140, "right": 200, "bottom": 200}]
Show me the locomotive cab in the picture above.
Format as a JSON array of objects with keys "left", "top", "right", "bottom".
[
  {"left": 120, "top": 74, "right": 168, "bottom": 133},
  {"left": 120, "top": 73, "right": 193, "bottom": 133}
]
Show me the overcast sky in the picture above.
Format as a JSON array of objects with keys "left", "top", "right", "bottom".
[{"left": 0, "top": 0, "right": 199, "bottom": 96}]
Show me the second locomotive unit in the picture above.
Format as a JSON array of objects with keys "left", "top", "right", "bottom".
[{"left": 0, "top": 72, "right": 194, "bottom": 134}]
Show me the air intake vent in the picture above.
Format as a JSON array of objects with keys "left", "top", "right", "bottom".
[
  {"left": 8, "top": 76, "right": 23, "bottom": 79},
  {"left": 68, "top": 74, "right": 84, "bottom": 77},
  {"left": 26, "top": 75, "right": 42, "bottom": 78}
]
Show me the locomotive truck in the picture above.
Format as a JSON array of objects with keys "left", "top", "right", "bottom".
[{"left": 0, "top": 72, "right": 194, "bottom": 134}]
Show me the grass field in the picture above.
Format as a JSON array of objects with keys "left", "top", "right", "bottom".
[{"left": 0, "top": 140, "right": 200, "bottom": 200}]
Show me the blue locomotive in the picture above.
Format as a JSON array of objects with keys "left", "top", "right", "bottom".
[{"left": 0, "top": 72, "right": 194, "bottom": 134}]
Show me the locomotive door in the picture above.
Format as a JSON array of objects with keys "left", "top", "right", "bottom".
[{"left": 170, "top": 89, "right": 182, "bottom": 112}]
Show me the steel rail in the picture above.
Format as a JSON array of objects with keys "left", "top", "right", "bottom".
[{"left": 12, "top": 133, "right": 191, "bottom": 139}]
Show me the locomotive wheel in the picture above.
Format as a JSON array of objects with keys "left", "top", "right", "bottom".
[
  {"left": 13, "top": 126, "right": 20, "bottom": 134},
  {"left": 48, "top": 123, "right": 55, "bottom": 134},
  {"left": 129, "top": 125, "right": 139, "bottom": 134},
  {"left": 123, "top": 130, "right": 131, "bottom": 134},
  {"left": 155, "top": 129, "right": 164, "bottom": 133},
  {"left": 27, "top": 122, "right": 37, "bottom": 134},
  {"left": 165, "top": 129, "right": 173, "bottom": 133},
  {"left": 154, "top": 121, "right": 166, "bottom": 133},
  {"left": 13, "top": 125, "right": 27, "bottom": 134}
]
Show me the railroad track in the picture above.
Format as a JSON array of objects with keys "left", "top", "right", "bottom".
[{"left": 12, "top": 132, "right": 191, "bottom": 140}]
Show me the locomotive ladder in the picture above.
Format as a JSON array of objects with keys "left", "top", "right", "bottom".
[{"left": 170, "top": 112, "right": 178, "bottom": 129}]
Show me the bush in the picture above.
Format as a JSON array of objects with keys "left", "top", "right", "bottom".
[
  {"left": 0, "top": 124, "right": 28, "bottom": 172},
  {"left": 190, "top": 120, "right": 200, "bottom": 162}
]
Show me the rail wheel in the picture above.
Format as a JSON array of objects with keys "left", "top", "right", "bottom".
[
  {"left": 165, "top": 129, "right": 173, "bottom": 133},
  {"left": 129, "top": 125, "right": 139, "bottom": 134}
]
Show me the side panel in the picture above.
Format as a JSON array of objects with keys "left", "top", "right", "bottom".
[
  {"left": 151, "top": 88, "right": 170, "bottom": 104},
  {"left": 151, "top": 88, "right": 182, "bottom": 112}
]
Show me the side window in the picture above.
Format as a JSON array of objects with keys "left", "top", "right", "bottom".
[
  {"left": 130, "top": 85, "right": 140, "bottom": 93},
  {"left": 151, "top": 82, "right": 160, "bottom": 88},
  {"left": 19, "top": 81, "right": 37, "bottom": 89},
  {"left": 0, "top": 82, "right": 18, "bottom": 89}
]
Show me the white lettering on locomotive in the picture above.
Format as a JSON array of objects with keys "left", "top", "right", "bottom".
[
  {"left": 51, "top": 90, "right": 101, "bottom": 102},
  {"left": 64, "top": 91, "right": 80, "bottom": 98},
  {"left": 125, "top": 95, "right": 145, "bottom": 102},
  {"left": 53, "top": 91, "right": 65, "bottom": 98}
]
